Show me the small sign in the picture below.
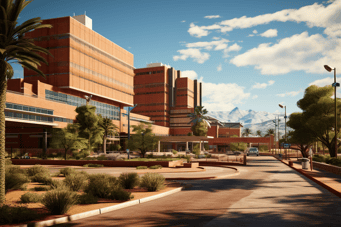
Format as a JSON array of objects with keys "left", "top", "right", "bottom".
[
  {"left": 126, "top": 149, "right": 130, "bottom": 153},
  {"left": 283, "top": 143, "right": 291, "bottom": 148}
]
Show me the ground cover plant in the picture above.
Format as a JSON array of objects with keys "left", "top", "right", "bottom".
[
  {"left": 119, "top": 173, "right": 140, "bottom": 189},
  {"left": 140, "top": 173, "right": 165, "bottom": 191},
  {"left": 149, "top": 165, "right": 162, "bottom": 169},
  {"left": 136, "top": 166, "right": 148, "bottom": 169},
  {"left": 83, "top": 163, "right": 104, "bottom": 167}
]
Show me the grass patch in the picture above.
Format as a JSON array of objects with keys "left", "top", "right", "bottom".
[
  {"left": 83, "top": 163, "right": 104, "bottom": 167},
  {"left": 149, "top": 165, "right": 162, "bottom": 169},
  {"left": 136, "top": 166, "right": 148, "bottom": 169}
]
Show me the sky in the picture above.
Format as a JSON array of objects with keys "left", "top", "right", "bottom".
[{"left": 11, "top": 0, "right": 341, "bottom": 116}]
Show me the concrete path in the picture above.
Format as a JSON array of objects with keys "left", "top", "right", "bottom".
[{"left": 52, "top": 156, "right": 341, "bottom": 227}]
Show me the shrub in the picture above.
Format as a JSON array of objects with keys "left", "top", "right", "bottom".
[
  {"left": 313, "top": 154, "right": 325, "bottom": 162},
  {"left": 185, "top": 155, "right": 191, "bottom": 163},
  {"left": 27, "top": 165, "right": 50, "bottom": 177},
  {"left": 83, "top": 163, "right": 104, "bottom": 167},
  {"left": 78, "top": 170, "right": 90, "bottom": 178},
  {"left": 84, "top": 174, "right": 117, "bottom": 199},
  {"left": 48, "top": 179, "right": 68, "bottom": 190},
  {"left": 97, "top": 155, "right": 108, "bottom": 160},
  {"left": 146, "top": 153, "right": 154, "bottom": 158},
  {"left": 149, "top": 165, "right": 162, "bottom": 169},
  {"left": 5, "top": 172, "right": 30, "bottom": 193},
  {"left": 5, "top": 159, "right": 12, "bottom": 165},
  {"left": 326, "top": 157, "right": 341, "bottom": 167},
  {"left": 41, "top": 190, "right": 78, "bottom": 215},
  {"left": 64, "top": 173, "right": 88, "bottom": 191},
  {"left": 206, "top": 154, "right": 212, "bottom": 158},
  {"left": 31, "top": 173, "right": 52, "bottom": 185},
  {"left": 109, "top": 187, "right": 133, "bottom": 201},
  {"left": 119, "top": 173, "right": 140, "bottom": 189},
  {"left": 83, "top": 157, "right": 97, "bottom": 161},
  {"left": 172, "top": 149, "right": 178, "bottom": 155},
  {"left": 20, "top": 192, "right": 42, "bottom": 203},
  {"left": 77, "top": 193, "right": 98, "bottom": 204},
  {"left": 59, "top": 167, "right": 76, "bottom": 177},
  {"left": 0, "top": 204, "right": 42, "bottom": 225},
  {"left": 140, "top": 173, "right": 165, "bottom": 191},
  {"left": 33, "top": 186, "right": 50, "bottom": 191},
  {"left": 5, "top": 165, "right": 27, "bottom": 175},
  {"left": 136, "top": 166, "right": 148, "bottom": 169},
  {"left": 167, "top": 154, "right": 172, "bottom": 158}
]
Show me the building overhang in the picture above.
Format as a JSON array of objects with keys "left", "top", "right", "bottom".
[
  {"left": 158, "top": 136, "right": 214, "bottom": 143},
  {"left": 5, "top": 117, "right": 58, "bottom": 126}
]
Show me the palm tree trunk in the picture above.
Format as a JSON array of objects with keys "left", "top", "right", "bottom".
[
  {"left": 103, "top": 137, "right": 107, "bottom": 155},
  {"left": 0, "top": 76, "right": 7, "bottom": 204}
]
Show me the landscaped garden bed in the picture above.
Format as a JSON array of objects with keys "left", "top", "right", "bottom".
[{"left": 2, "top": 161, "right": 180, "bottom": 226}]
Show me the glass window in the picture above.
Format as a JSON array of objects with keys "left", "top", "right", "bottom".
[
  {"left": 48, "top": 117, "right": 53, "bottom": 122},
  {"left": 29, "top": 115, "right": 35, "bottom": 120},
  {"left": 23, "top": 106, "right": 29, "bottom": 111},
  {"left": 41, "top": 109, "right": 47, "bottom": 114},
  {"left": 23, "top": 114, "right": 29, "bottom": 119},
  {"left": 47, "top": 110, "right": 53, "bottom": 115},
  {"left": 13, "top": 104, "right": 22, "bottom": 110},
  {"left": 6, "top": 103, "right": 13, "bottom": 109},
  {"left": 29, "top": 107, "right": 35, "bottom": 112},
  {"left": 14, "top": 113, "right": 22, "bottom": 118},
  {"left": 36, "top": 108, "right": 41, "bottom": 113}
]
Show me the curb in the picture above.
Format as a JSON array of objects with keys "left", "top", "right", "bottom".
[
  {"left": 275, "top": 157, "right": 341, "bottom": 199},
  {"left": 14, "top": 187, "right": 184, "bottom": 227},
  {"left": 165, "top": 166, "right": 240, "bottom": 180}
]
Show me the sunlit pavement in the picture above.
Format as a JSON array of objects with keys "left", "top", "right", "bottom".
[{"left": 52, "top": 156, "right": 341, "bottom": 227}]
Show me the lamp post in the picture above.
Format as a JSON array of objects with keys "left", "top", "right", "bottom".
[
  {"left": 272, "top": 118, "right": 277, "bottom": 153},
  {"left": 279, "top": 104, "right": 287, "bottom": 143},
  {"left": 324, "top": 65, "right": 338, "bottom": 158}
]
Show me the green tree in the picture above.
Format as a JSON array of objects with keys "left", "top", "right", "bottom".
[
  {"left": 49, "top": 124, "right": 87, "bottom": 160},
  {"left": 75, "top": 105, "right": 104, "bottom": 152},
  {"left": 0, "top": 0, "right": 52, "bottom": 204},
  {"left": 265, "top": 129, "right": 275, "bottom": 137},
  {"left": 242, "top": 128, "right": 252, "bottom": 137},
  {"left": 127, "top": 123, "right": 159, "bottom": 158},
  {"left": 188, "top": 106, "right": 210, "bottom": 136},
  {"left": 98, "top": 114, "right": 118, "bottom": 154},
  {"left": 256, "top": 130, "right": 262, "bottom": 137},
  {"left": 289, "top": 85, "right": 341, "bottom": 157}
]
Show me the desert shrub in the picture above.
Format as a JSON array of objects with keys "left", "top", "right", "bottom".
[
  {"left": 41, "top": 190, "right": 78, "bottom": 215},
  {"left": 97, "top": 155, "right": 108, "bottom": 160},
  {"left": 78, "top": 170, "right": 90, "bottom": 178},
  {"left": 64, "top": 173, "right": 88, "bottom": 191},
  {"left": 83, "top": 163, "right": 104, "bottom": 167},
  {"left": 33, "top": 186, "right": 50, "bottom": 191},
  {"left": 326, "top": 157, "right": 341, "bottom": 167},
  {"left": 77, "top": 193, "right": 98, "bottom": 204},
  {"left": 20, "top": 192, "right": 42, "bottom": 203},
  {"left": 119, "top": 173, "right": 140, "bottom": 189},
  {"left": 149, "top": 165, "right": 162, "bottom": 169},
  {"left": 19, "top": 184, "right": 28, "bottom": 191},
  {"left": 59, "top": 167, "right": 76, "bottom": 177},
  {"left": 84, "top": 174, "right": 117, "bottom": 199},
  {"left": 172, "top": 149, "right": 178, "bottom": 155},
  {"left": 5, "top": 172, "right": 30, "bottom": 193},
  {"left": 136, "top": 166, "right": 148, "bottom": 169},
  {"left": 140, "top": 173, "right": 165, "bottom": 191},
  {"left": 109, "top": 187, "right": 133, "bottom": 201},
  {"left": 48, "top": 179, "right": 68, "bottom": 190},
  {"left": 5, "top": 159, "right": 12, "bottom": 165},
  {"left": 31, "top": 172, "right": 52, "bottom": 185},
  {"left": 27, "top": 165, "right": 50, "bottom": 177},
  {"left": 146, "top": 153, "right": 154, "bottom": 158},
  {"left": 5, "top": 165, "right": 27, "bottom": 175},
  {"left": 0, "top": 204, "right": 42, "bottom": 225}
]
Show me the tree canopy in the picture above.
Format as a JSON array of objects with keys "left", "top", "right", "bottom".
[
  {"left": 188, "top": 106, "right": 210, "bottom": 136},
  {"left": 98, "top": 114, "right": 118, "bottom": 154},
  {"left": 242, "top": 128, "right": 252, "bottom": 137}
]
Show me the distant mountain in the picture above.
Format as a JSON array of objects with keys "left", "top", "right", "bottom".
[{"left": 207, "top": 107, "right": 290, "bottom": 137}]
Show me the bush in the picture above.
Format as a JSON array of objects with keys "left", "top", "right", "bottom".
[
  {"left": 5, "top": 159, "right": 12, "bottom": 165},
  {"left": 97, "top": 155, "right": 108, "bottom": 160},
  {"left": 206, "top": 154, "right": 212, "bottom": 158},
  {"left": 136, "top": 166, "right": 148, "bottom": 169},
  {"left": 84, "top": 174, "right": 117, "bottom": 199},
  {"left": 31, "top": 172, "right": 52, "bottom": 185},
  {"left": 83, "top": 163, "right": 104, "bottom": 167},
  {"left": 146, "top": 153, "right": 154, "bottom": 158},
  {"left": 20, "top": 192, "right": 42, "bottom": 203},
  {"left": 119, "top": 173, "right": 140, "bottom": 189},
  {"left": 0, "top": 204, "right": 42, "bottom": 225},
  {"left": 77, "top": 193, "right": 98, "bottom": 204},
  {"left": 172, "top": 150, "right": 178, "bottom": 155},
  {"left": 109, "top": 187, "right": 133, "bottom": 201},
  {"left": 5, "top": 165, "right": 27, "bottom": 175},
  {"left": 185, "top": 155, "right": 191, "bottom": 163},
  {"left": 59, "top": 167, "right": 76, "bottom": 177},
  {"left": 27, "top": 165, "right": 50, "bottom": 177},
  {"left": 326, "top": 157, "right": 341, "bottom": 167},
  {"left": 64, "top": 173, "right": 88, "bottom": 191},
  {"left": 33, "top": 186, "right": 50, "bottom": 191},
  {"left": 41, "top": 190, "right": 78, "bottom": 215},
  {"left": 5, "top": 172, "right": 30, "bottom": 193},
  {"left": 83, "top": 157, "right": 97, "bottom": 161},
  {"left": 313, "top": 154, "right": 325, "bottom": 162},
  {"left": 149, "top": 165, "right": 162, "bottom": 169},
  {"left": 48, "top": 179, "right": 68, "bottom": 190},
  {"left": 140, "top": 173, "right": 165, "bottom": 191}
]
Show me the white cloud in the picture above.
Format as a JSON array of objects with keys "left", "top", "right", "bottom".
[
  {"left": 223, "top": 43, "right": 242, "bottom": 58},
  {"left": 248, "top": 34, "right": 255, "bottom": 37},
  {"left": 212, "top": 37, "right": 220, "bottom": 40},
  {"left": 188, "top": 23, "right": 222, "bottom": 38},
  {"left": 231, "top": 31, "right": 341, "bottom": 75},
  {"left": 217, "top": 64, "right": 222, "bottom": 71},
  {"left": 173, "top": 48, "right": 210, "bottom": 64},
  {"left": 187, "top": 1, "right": 341, "bottom": 37},
  {"left": 204, "top": 15, "right": 221, "bottom": 19},
  {"left": 252, "top": 95, "right": 258, "bottom": 99},
  {"left": 185, "top": 38, "right": 230, "bottom": 50},
  {"left": 252, "top": 80, "right": 275, "bottom": 89},
  {"left": 181, "top": 20, "right": 186, "bottom": 23},
  {"left": 276, "top": 90, "right": 302, "bottom": 97},
  {"left": 260, "top": 29, "right": 278, "bottom": 37},
  {"left": 309, "top": 76, "right": 341, "bottom": 87},
  {"left": 182, "top": 70, "right": 250, "bottom": 111},
  {"left": 253, "top": 30, "right": 258, "bottom": 34}
]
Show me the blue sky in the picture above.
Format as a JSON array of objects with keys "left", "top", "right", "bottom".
[{"left": 12, "top": 0, "right": 341, "bottom": 116}]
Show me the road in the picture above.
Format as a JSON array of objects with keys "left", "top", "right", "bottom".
[{"left": 53, "top": 156, "right": 341, "bottom": 227}]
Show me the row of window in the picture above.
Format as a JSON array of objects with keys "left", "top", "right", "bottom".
[
  {"left": 134, "top": 83, "right": 168, "bottom": 89},
  {"left": 6, "top": 103, "right": 53, "bottom": 115},
  {"left": 5, "top": 111, "right": 74, "bottom": 124},
  {"left": 135, "top": 71, "right": 164, "bottom": 76},
  {"left": 135, "top": 91, "right": 168, "bottom": 96},
  {"left": 45, "top": 90, "right": 120, "bottom": 120}
]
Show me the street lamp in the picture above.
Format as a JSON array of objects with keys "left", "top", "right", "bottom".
[
  {"left": 122, "top": 104, "right": 138, "bottom": 140},
  {"left": 279, "top": 104, "right": 287, "bottom": 143},
  {"left": 324, "top": 65, "right": 339, "bottom": 158}
]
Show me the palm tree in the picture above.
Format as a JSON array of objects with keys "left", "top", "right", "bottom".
[
  {"left": 0, "top": 0, "right": 52, "bottom": 203},
  {"left": 98, "top": 115, "right": 118, "bottom": 154},
  {"left": 187, "top": 106, "right": 211, "bottom": 136},
  {"left": 256, "top": 130, "right": 262, "bottom": 137},
  {"left": 265, "top": 129, "right": 275, "bottom": 137},
  {"left": 242, "top": 128, "right": 252, "bottom": 137}
]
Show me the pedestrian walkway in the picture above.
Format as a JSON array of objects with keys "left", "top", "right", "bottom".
[{"left": 281, "top": 158, "right": 341, "bottom": 197}]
